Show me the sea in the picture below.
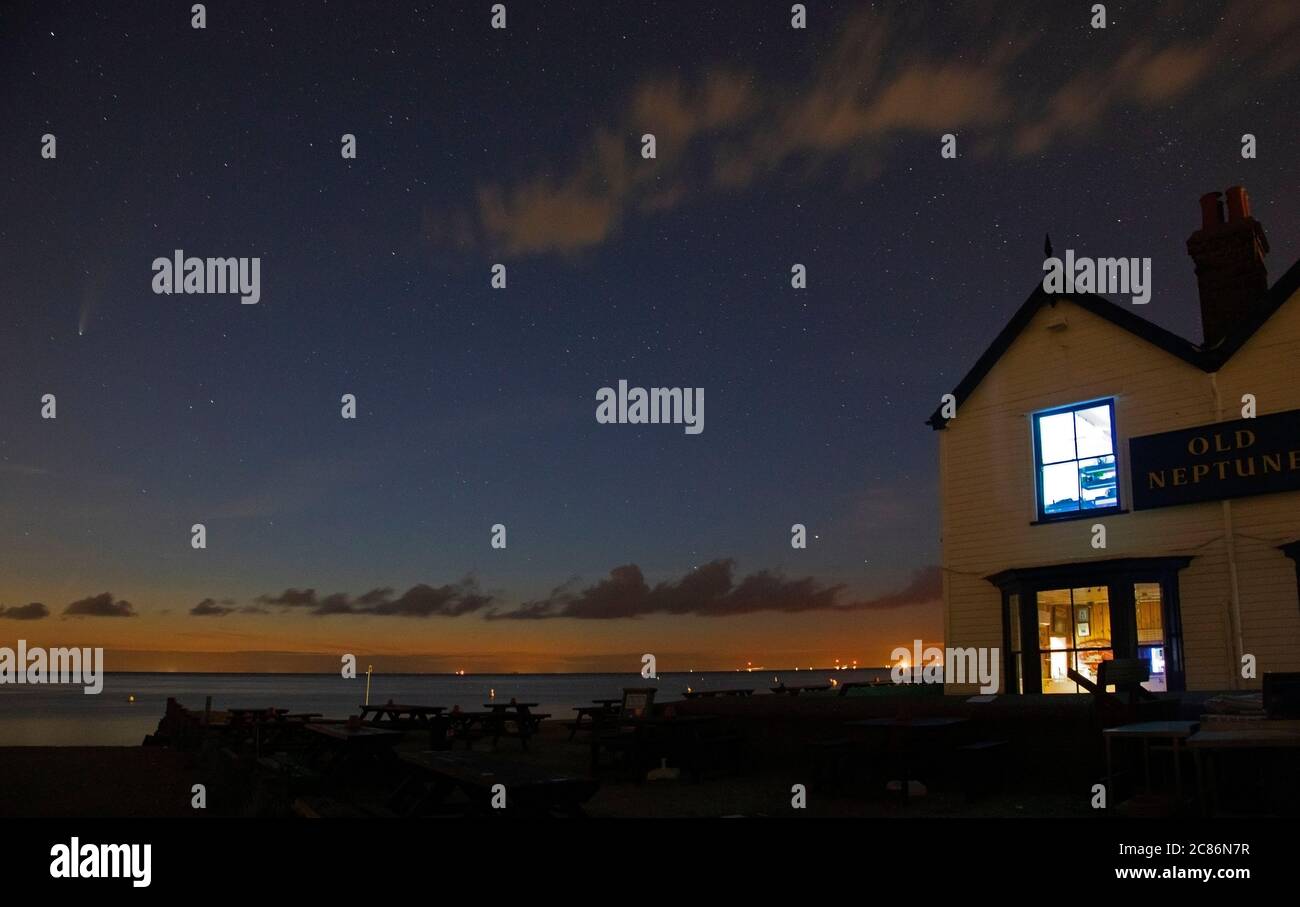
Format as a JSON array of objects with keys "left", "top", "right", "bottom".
[{"left": 0, "top": 668, "right": 891, "bottom": 746}]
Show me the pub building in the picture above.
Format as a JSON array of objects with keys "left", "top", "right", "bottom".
[{"left": 928, "top": 186, "right": 1300, "bottom": 695}]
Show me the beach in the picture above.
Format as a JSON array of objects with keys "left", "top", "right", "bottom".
[
  {"left": 0, "top": 682, "right": 1125, "bottom": 819},
  {"left": 0, "top": 669, "right": 878, "bottom": 746}
]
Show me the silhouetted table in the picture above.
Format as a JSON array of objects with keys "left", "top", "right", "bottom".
[
  {"left": 226, "top": 707, "right": 289, "bottom": 723},
  {"left": 592, "top": 715, "right": 735, "bottom": 779},
  {"left": 396, "top": 750, "right": 597, "bottom": 816},
  {"left": 844, "top": 717, "right": 970, "bottom": 801},
  {"left": 681, "top": 688, "right": 754, "bottom": 699},
  {"left": 1102, "top": 720, "right": 1199, "bottom": 808},
  {"left": 359, "top": 703, "right": 447, "bottom": 726},
  {"left": 443, "top": 703, "right": 550, "bottom": 749},
  {"left": 772, "top": 683, "right": 832, "bottom": 695},
  {"left": 570, "top": 701, "right": 620, "bottom": 739},
  {"left": 1188, "top": 726, "right": 1300, "bottom": 815},
  {"left": 305, "top": 723, "right": 402, "bottom": 744},
  {"left": 303, "top": 723, "right": 403, "bottom": 780}
]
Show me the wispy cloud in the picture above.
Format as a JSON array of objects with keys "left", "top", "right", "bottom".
[{"left": 425, "top": 0, "right": 1299, "bottom": 258}]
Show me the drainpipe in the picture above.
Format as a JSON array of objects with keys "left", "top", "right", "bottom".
[
  {"left": 1211, "top": 373, "right": 1245, "bottom": 689},
  {"left": 938, "top": 432, "right": 953, "bottom": 687}
]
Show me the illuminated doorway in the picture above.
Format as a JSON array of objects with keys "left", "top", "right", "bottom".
[{"left": 991, "top": 557, "right": 1188, "bottom": 695}]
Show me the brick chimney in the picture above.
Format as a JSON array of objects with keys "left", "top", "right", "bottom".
[{"left": 1186, "top": 186, "right": 1270, "bottom": 347}]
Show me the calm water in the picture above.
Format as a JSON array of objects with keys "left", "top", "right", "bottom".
[{"left": 0, "top": 669, "right": 888, "bottom": 746}]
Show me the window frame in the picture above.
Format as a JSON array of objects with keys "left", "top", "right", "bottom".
[
  {"left": 1031, "top": 397, "right": 1122, "bottom": 522},
  {"left": 993, "top": 557, "right": 1189, "bottom": 695},
  {"left": 1035, "top": 586, "right": 1114, "bottom": 693}
]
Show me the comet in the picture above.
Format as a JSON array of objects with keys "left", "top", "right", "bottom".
[
  {"left": 78, "top": 289, "right": 92, "bottom": 335},
  {"left": 78, "top": 264, "right": 107, "bottom": 335}
]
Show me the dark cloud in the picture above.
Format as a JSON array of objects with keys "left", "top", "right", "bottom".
[
  {"left": 368, "top": 583, "right": 493, "bottom": 618},
  {"left": 242, "top": 564, "right": 939, "bottom": 621},
  {"left": 187, "top": 597, "right": 266, "bottom": 617},
  {"left": 190, "top": 598, "right": 236, "bottom": 617},
  {"left": 64, "top": 592, "right": 136, "bottom": 618},
  {"left": 254, "top": 580, "right": 492, "bottom": 617},
  {"left": 487, "top": 561, "right": 942, "bottom": 620},
  {"left": 0, "top": 602, "right": 49, "bottom": 620},
  {"left": 256, "top": 588, "right": 319, "bottom": 609}
]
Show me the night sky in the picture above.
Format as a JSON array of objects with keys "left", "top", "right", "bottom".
[{"left": 2, "top": 0, "right": 1298, "bottom": 672}]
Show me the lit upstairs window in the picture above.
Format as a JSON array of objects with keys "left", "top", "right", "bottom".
[{"left": 1032, "top": 399, "right": 1120, "bottom": 520}]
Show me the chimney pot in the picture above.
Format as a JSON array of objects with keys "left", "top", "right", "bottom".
[
  {"left": 1199, "top": 191, "right": 1224, "bottom": 229},
  {"left": 1225, "top": 185, "right": 1250, "bottom": 222}
]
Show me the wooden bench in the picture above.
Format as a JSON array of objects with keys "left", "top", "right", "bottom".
[
  {"left": 566, "top": 702, "right": 620, "bottom": 739},
  {"left": 358, "top": 703, "right": 447, "bottom": 728}
]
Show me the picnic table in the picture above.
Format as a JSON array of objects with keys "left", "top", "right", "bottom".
[
  {"left": 444, "top": 702, "right": 551, "bottom": 750},
  {"left": 681, "top": 688, "right": 754, "bottom": 699},
  {"left": 835, "top": 680, "right": 888, "bottom": 695},
  {"left": 225, "top": 707, "right": 289, "bottom": 723},
  {"left": 771, "top": 683, "right": 832, "bottom": 696},
  {"left": 568, "top": 700, "right": 622, "bottom": 739},
  {"left": 359, "top": 703, "right": 447, "bottom": 726},
  {"left": 1188, "top": 725, "right": 1300, "bottom": 815},
  {"left": 218, "top": 707, "right": 320, "bottom": 757},
  {"left": 305, "top": 723, "right": 404, "bottom": 745},
  {"left": 393, "top": 750, "right": 598, "bottom": 817},
  {"left": 591, "top": 714, "right": 739, "bottom": 780},
  {"left": 301, "top": 723, "right": 403, "bottom": 782},
  {"left": 844, "top": 717, "right": 970, "bottom": 802},
  {"left": 1102, "top": 720, "right": 1199, "bottom": 810}
]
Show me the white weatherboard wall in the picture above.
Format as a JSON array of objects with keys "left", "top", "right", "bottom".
[
  {"left": 1215, "top": 287, "right": 1300, "bottom": 682},
  {"left": 938, "top": 288, "right": 1300, "bottom": 693}
]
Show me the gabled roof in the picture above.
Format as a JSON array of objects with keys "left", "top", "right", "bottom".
[{"left": 926, "top": 255, "right": 1300, "bottom": 430}]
